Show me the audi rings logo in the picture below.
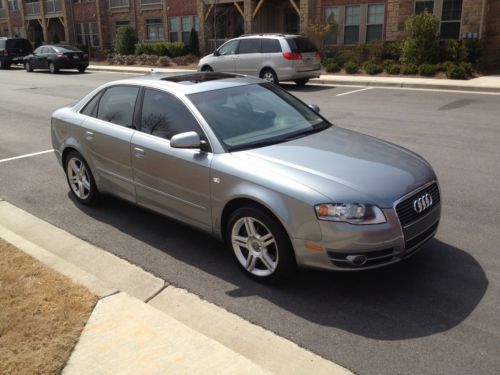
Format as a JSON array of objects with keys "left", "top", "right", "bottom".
[{"left": 413, "top": 193, "right": 433, "bottom": 214}]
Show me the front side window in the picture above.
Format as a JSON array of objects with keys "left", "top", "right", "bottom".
[
  {"left": 366, "top": 4, "right": 384, "bottom": 42},
  {"left": 218, "top": 40, "right": 238, "bottom": 55},
  {"left": 344, "top": 6, "right": 360, "bottom": 44},
  {"left": 188, "top": 83, "right": 330, "bottom": 151},
  {"left": 140, "top": 89, "right": 201, "bottom": 140},
  {"left": 97, "top": 86, "right": 139, "bottom": 127},
  {"left": 146, "top": 19, "right": 164, "bottom": 41},
  {"left": 440, "top": 0, "right": 462, "bottom": 39},
  {"left": 238, "top": 38, "right": 261, "bottom": 54}
]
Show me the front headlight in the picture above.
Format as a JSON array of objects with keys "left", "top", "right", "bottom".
[{"left": 315, "top": 203, "right": 386, "bottom": 224}]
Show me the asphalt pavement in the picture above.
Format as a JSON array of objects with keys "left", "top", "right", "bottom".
[{"left": 0, "top": 68, "right": 499, "bottom": 375}]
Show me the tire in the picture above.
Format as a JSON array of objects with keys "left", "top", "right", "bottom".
[
  {"left": 49, "top": 62, "right": 59, "bottom": 74},
  {"left": 0, "top": 59, "right": 9, "bottom": 69},
  {"left": 260, "top": 68, "right": 278, "bottom": 84},
  {"left": 64, "top": 151, "right": 99, "bottom": 205},
  {"left": 25, "top": 61, "right": 33, "bottom": 72},
  {"left": 78, "top": 67, "right": 86, "bottom": 73},
  {"left": 294, "top": 78, "right": 309, "bottom": 87},
  {"left": 226, "top": 206, "right": 296, "bottom": 283},
  {"left": 201, "top": 65, "right": 213, "bottom": 72}
]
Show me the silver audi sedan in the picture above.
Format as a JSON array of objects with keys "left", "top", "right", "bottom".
[{"left": 51, "top": 72, "right": 441, "bottom": 283}]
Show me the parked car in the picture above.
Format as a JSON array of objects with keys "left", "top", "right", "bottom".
[
  {"left": 51, "top": 72, "right": 441, "bottom": 283},
  {"left": 24, "top": 44, "right": 89, "bottom": 73},
  {"left": 0, "top": 37, "right": 33, "bottom": 69},
  {"left": 197, "top": 34, "right": 321, "bottom": 86}
]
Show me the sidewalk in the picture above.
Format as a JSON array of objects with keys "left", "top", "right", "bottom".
[
  {"left": 0, "top": 198, "right": 351, "bottom": 375},
  {"left": 87, "top": 64, "right": 500, "bottom": 93}
]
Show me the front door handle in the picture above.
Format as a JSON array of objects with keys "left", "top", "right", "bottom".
[
  {"left": 134, "top": 147, "right": 145, "bottom": 158},
  {"left": 85, "top": 131, "right": 94, "bottom": 140}
]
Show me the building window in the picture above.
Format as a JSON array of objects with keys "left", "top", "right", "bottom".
[
  {"left": 146, "top": 19, "right": 164, "bottom": 41},
  {"left": 324, "top": 7, "right": 339, "bottom": 45},
  {"left": 7, "top": 0, "right": 19, "bottom": 10},
  {"left": 344, "top": 6, "right": 360, "bottom": 45},
  {"left": 440, "top": 0, "right": 462, "bottom": 39},
  {"left": 76, "top": 23, "right": 99, "bottom": 47},
  {"left": 116, "top": 21, "right": 130, "bottom": 29},
  {"left": 366, "top": 4, "right": 384, "bottom": 42},
  {"left": 415, "top": 0, "right": 434, "bottom": 14},
  {"left": 169, "top": 16, "right": 198, "bottom": 45}
]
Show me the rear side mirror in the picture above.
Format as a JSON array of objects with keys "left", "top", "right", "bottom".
[
  {"left": 170, "top": 131, "right": 202, "bottom": 149},
  {"left": 308, "top": 104, "right": 320, "bottom": 113}
]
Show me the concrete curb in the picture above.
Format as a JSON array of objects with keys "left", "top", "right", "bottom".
[
  {"left": 87, "top": 65, "right": 500, "bottom": 93},
  {"left": 0, "top": 199, "right": 352, "bottom": 375}
]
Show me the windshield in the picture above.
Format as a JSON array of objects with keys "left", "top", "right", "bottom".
[{"left": 188, "top": 83, "right": 330, "bottom": 151}]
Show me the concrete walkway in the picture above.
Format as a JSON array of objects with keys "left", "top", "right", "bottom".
[
  {"left": 87, "top": 64, "right": 500, "bottom": 93},
  {"left": 0, "top": 198, "right": 351, "bottom": 375}
]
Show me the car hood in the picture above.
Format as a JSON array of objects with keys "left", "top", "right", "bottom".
[{"left": 232, "top": 126, "right": 435, "bottom": 207}]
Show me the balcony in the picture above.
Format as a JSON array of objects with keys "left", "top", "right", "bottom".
[
  {"left": 0, "top": 8, "right": 6, "bottom": 19},
  {"left": 24, "top": 1, "right": 41, "bottom": 16},
  {"left": 44, "top": 0, "right": 62, "bottom": 14},
  {"left": 109, "top": 0, "right": 129, "bottom": 8}
]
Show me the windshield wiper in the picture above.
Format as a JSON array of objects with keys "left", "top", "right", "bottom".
[
  {"left": 283, "top": 122, "right": 330, "bottom": 141},
  {"left": 229, "top": 138, "right": 288, "bottom": 152}
]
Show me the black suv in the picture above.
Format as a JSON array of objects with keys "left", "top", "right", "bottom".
[{"left": 0, "top": 38, "right": 33, "bottom": 69}]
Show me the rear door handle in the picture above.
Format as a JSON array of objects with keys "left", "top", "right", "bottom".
[
  {"left": 133, "top": 147, "right": 145, "bottom": 158},
  {"left": 85, "top": 131, "right": 94, "bottom": 140}
]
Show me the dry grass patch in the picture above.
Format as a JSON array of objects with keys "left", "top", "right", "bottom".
[{"left": 0, "top": 239, "right": 97, "bottom": 374}]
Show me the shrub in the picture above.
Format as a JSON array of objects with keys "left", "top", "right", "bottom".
[
  {"left": 460, "top": 61, "right": 473, "bottom": 75},
  {"left": 464, "top": 39, "right": 483, "bottom": 63},
  {"left": 135, "top": 42, "right": 186, "bottom": 57},
  {"left": 189, "top": 28, "right": 200, "bottom": 56},
  {"left": 437, "top": 61, "right": 453, "bottom": 72},
  {"left": 401, "top": 63, "right": 419, "bottom": 75},
  {"left": 446, "top": 64, "right": 466, "bottom": 79},
  {"left": 325, "top": 62, "right": 341, "bottom": 73},
  {"left": 382, "top": 59, "right": 396, "bottom": 71},
  {"left": 401, "top": 11, "right": 440, "bottom": 65},
  {"left": 157, "top": 56, "right": 171, "bottom": 66},
  {"left": 168, "top": 42, "right": 187, "bottom": 57},
  {"left": 115, "top": 26, "right": 138, "bottom": 56},
  {"left": 106, "top": 54, "right": 115, "bottom": 65},
  {"left": 439, "top": 39, "right": 466, "bottom": 62},
  {"left": 386, "top": 64, "right": 401, "bottom": 75},
  {"left": 113, "top": 55, "right": 125, "bottom": 65},
  {"left": 382, "top": 41, "right": 402, "bottom": 60},
  {"left": 363, "top": 60, "right": 383, "bottom": 75},
  {"left": 173, "top": 55, "right": 191, "bottom": 65},
  {"left": 146, "top": 55, "right": 159, "bottom": 65},
  {"left": 344, "top": 61, "right": 359, "bottom": 74},
  {"left": 124, "top": 55, "right": 136, "bottom": 65},
  {"left": 418, "top": 63, "right": 438, "bottom": 76}
]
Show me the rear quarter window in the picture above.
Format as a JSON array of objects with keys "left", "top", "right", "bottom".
[{"left": 286, "top": 37, "right": 317, "bottom": 53}]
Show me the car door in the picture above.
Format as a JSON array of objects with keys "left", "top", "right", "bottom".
[
  {"left": 81, "top": 85, "right": 139, "bottom": 202},
  {"left": 31, "top": 46, "right": 44, "bottom": 69},
  {"left": 131, "top": 88, "right": 213, "bottom": 231},
  {"left": 234, "top": 38, "right": 262, "bottom": 76},
  {"left": 212, "top": 39, "right": 239, "bottom": 73}
]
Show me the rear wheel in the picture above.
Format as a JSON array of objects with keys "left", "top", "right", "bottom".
[
  {"left": 49, "top": 62, "right": 59, "bottom": 74},
  {"left": 294, "top": 78, "right": 309, "bottom": 87},
  {"left": 78, "top": 67, "right": 86, "bottom": 73},
  {"left": 226, "top": 206, "right": 296, "bottom": 283},
  {"left": 64, "top": 151, "right": 99, "bottom": 205},
  {"left": 260, "top": 68, "right": 278, "bottom": 84},
  {"left": 25, "top": 61, "right": 33, "bottom": 72},
  {"left": 0, "top": 59, "right": 10, "bottom": 69}
]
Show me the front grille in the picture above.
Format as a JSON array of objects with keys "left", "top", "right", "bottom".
[
  {"left": 396, "top": 183, "right": 440, "bottom": 226},
  {"left": 405, "top": 221, "right": 439, "bottom": 250},
  {"left": 327, "top": 248, "right": 396, "bottom": 268}
]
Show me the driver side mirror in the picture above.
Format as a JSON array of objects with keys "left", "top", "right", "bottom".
[
  {"left": 170, "top": 131, "right": 203, "bottom": 149},
  {"left": 213, "top": 49, "right": 219, "bottom": 57},
  {"left": 308, "top": 104, "right": 320, "bottom": 113}
]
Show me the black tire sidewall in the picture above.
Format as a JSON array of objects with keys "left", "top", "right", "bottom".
[
  {"left": 226, "top": 206, "right": 296, "bottom": 283},
  {"left": 64, "top": 151, "right": 98, "bottom": 205}
]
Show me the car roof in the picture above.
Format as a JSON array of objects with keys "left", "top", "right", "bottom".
[
  {"left": 238, "top": 33, "right": 305, "bottom": 39},
  {"left": 115, "top": 72, "right": 264, "bottom": 95}
]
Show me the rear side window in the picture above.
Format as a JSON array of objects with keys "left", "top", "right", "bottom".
[
  {"left": 97, "top": 86, "right": 139, "bottom": 127},
  {"left": 262, "top": 39, "right": 281, "bottom": 53},
  {"left": 238, "top": 39, "right": 261, "bottom": 54},
  {"left": 286, "top": 37, "right": 317, "bottom": 53}
]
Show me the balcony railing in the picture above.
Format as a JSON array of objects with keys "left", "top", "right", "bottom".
[
  {"left": 0, "top": 8, "right": 7, "bottom": 19},
  {"left": 24, "top": 1, "right": 41, "bottom": 16},
  {"left": 140, "top": 0, "right": 161, "bottom": 6},
  {"left": 109, "top": 0, "right": 128, "bottom": 8},
  {"left": 8, "top": 0, "right": 19, "bottom": 11},
  {"left": 44, "top": 0, "right": 61, "bottom": 13}
]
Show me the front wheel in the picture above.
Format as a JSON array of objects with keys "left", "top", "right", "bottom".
[
  {"left": 226, "top": 206, "right": 296, "bottom": 283},
  {"left": 64, "top": 151, "right": 99, "bottom": 205},
  {"left": 49, "top": 62, "right": 59, "bottom": 74},
  {"left": 25, "top": 61, "right": 33, "bottom": 72},
  {"left": 201, "top": 65, "right": 213, "bottom": 72},
  {"left": 260, "top": 68, "right": 278, "bottom": 84}
]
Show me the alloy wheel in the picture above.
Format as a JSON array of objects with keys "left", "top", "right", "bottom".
[{"left": 66, "top": 157, "right": 91, "bottom": 200}]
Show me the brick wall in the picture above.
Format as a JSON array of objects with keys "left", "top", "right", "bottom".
[
  {"left": 8, "top": 10, "right": 23, "bottom": 28},
  {"left": 168, "top": 0, "right": 196, "bottom": 16},
  {"left": 461, "top": 0, "right": 483, "bottom": 34},
  {"left": 385, "top": 0, "right": 412, "bottom": 40},
  {"left": 485, "top": 0, "right": 500, "bottom": 65},
  {"left": 73, "top": 2, "right": 98, "bottom": 23}
]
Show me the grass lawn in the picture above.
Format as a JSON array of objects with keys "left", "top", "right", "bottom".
[{"left": 0, "top": 239, "right": 97, "bottom": 374}]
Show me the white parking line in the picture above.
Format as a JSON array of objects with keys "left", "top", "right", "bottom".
[
  {"left": 0, "top": 149, "right": 54, "bottom": 164},
  {"left": 336, "top": 87, "right": 374, "bottom": 97}
]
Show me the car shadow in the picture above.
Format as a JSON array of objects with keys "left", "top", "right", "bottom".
[
  {"left": 280, "top": 83, "right": 333, "bottom": 92},
  {"left": 71, "top": 193, "right": 488, "bottom": 341}
]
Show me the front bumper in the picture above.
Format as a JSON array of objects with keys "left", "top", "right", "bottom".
[{"left": 293, "top": 184, "right": 441, "bottom": 271}]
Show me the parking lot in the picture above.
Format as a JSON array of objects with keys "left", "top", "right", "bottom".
[{"left": 1, "top": 68, "right": 499, "bottom": 374}]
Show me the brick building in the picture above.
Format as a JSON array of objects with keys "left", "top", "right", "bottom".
[{"left": 0, "top": 0, "right": 498, "bottom": 64}]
